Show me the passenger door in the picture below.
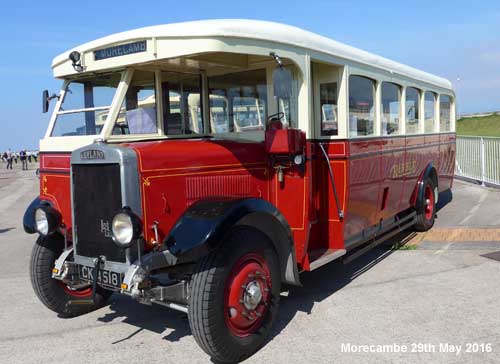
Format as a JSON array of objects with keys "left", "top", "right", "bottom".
[{"left": 308, "top": 63, "right": 347, "bottom": 253}]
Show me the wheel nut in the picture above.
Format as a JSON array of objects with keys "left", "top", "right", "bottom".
[{"left": 229, "top": 307, "right": 238, "bottom": 318}]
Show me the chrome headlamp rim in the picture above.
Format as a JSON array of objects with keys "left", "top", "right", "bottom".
[{"left": 111, "top": 208, "right": 142, "bottom": 248}]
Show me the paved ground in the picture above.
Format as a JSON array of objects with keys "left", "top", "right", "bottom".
[{"left": 0, "top": 163, "right": 499, "bottom": 364}]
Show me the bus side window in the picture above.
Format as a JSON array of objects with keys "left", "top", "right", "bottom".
[
  {"left": 381, "top": 82, "right": 401, "bottom": 135},
  {"left": 349, "top": 75, "right": 375, "bottom": 137},
  {"left": 424, "top": 91, "right": 436, "bottom": 133},
  {"left": 405, "top": 87, "right": 420, "bottom": 134},
  {"left": 320, "top": 82, "right": 338, "bottom": 136},
  {"left": 440, "top": 95, "right": 452, "bottom": 131}
]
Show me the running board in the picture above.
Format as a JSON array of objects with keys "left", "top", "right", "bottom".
[
  {"left": 309, "top": 249, "right": 347, "bottom": 271},
  {"left": 343, "top": 218, "right": 416, "bottom": 265}
]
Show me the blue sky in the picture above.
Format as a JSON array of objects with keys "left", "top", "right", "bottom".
[{"left": 1, "top": 0, "right": 499, "bottom": 150}]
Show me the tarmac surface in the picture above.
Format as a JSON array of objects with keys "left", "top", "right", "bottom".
[{"left": 0, "top": 163, "right": 499, "bottom": 364}]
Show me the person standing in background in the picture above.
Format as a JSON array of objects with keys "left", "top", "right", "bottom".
[
  {"left": 20, "top": 149, "right": 27, "bottom": 170},
  {"left": 5, "top": 149, "right": 13, "bottom": 169}
]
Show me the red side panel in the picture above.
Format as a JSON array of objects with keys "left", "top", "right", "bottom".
[
  {"left": 379, "top": 137, "right": 406, "bottom": 220},
  {"left": 130, "top": 140, "right": 271, "bottom": 249},
  {"left": 345, "top": 139, "right": 383, "bottom": 238},
  {"left": 39, "top": 153, "right": 72, "bottom": 235},
  {"left": 438, "top": 133, "right": 456, "bottom": 191},
  {"left": 40, "top": 153, "right": 71, "bottom": 172},
  {"left": 403, "top": 135, "right": 426, "bottom": 207}
]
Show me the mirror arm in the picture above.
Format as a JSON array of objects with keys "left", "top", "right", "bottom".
[{"left": 269, "top": 52, "right": 283, "bottom": 68}]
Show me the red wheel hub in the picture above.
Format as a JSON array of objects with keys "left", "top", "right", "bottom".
[
  {"left": 424, "top": 184, "right": 435, "bottom": 220},
  {"left": 60, "top": 281, "right": 92, "bottom": 298},
  {"left": 224, "top": 253, "right": 272, "bottom": 337}
]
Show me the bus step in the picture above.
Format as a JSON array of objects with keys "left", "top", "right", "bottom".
[
  {"left": 309, "top": 248, "right": 347, "bottom": 271},
  {"left": 343, "top": 219, "right": 416, "bottom": 265}
]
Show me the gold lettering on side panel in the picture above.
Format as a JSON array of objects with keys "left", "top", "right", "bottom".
[{"left": 390, "top": 160, "right": 417, "bottom": 178}]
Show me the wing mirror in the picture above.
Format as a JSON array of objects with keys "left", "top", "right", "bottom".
[
  {"left": 272, "top": 66, "right": 293, "bottom": 99},
  {"left": 42, "top": 90, "right": 59, "bottom": 113}
]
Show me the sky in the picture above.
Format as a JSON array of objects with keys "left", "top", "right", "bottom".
[{"left": 0, "top": 0, "right": 499, "bottom": 150}]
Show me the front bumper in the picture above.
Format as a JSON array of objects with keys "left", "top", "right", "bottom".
[{"left": 53, "top": 247, "right": 187, "bottom": 312}]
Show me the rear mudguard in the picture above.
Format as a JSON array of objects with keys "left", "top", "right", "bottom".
[
  {"left": 415, "top": 163, "right": 438, "bottom": 213},
  {"left": 163, "top": 198, "right": 301, "bottom": 286}
]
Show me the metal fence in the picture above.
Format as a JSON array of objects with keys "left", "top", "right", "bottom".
[{"left": 455, "top": 136, "right": 500, "bottom": 187}]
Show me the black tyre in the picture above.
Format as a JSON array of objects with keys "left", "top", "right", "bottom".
[
  {"left": 30, "top": 234, "right": 112, "bottom": 318},
  {"left": 188, "top": 228, "right": 281, "bottom": 363},
  {"left": 414, "top": 177, "right": 436, "bottom": 232}
]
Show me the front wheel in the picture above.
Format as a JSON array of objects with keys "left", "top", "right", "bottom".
[
  {"left": 414, "top": 177, "right": 436, "bottom": 231},
  {"left": 188, "top": 228, "right": 281, "bottom": 363},
  {"left": 30, "top": 235, "right": 112, "bottom": 318}
]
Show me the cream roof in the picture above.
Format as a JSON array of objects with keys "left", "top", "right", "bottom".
[{"left": 52, "top": 19, "right": 452, "bottom": 90}]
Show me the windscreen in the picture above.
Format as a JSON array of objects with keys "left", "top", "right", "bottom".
[{"left": 51, "top": 73, "right": 121, "bottom": 137}]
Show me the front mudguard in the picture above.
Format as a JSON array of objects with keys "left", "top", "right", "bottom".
[{"left": 162, "top": 198, "right": 301, "bottom": 286}]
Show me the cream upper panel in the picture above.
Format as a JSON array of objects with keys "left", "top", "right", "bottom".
[{"left": 52, "top": 19, "right": 452, "bottom": 91}]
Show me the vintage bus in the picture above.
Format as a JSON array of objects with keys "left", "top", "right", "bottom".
[{"left": 25, "top": 20, "right": 455, "bottom": 362}]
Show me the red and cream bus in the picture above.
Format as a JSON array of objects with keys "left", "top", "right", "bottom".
[{"left": 25, "top": 20, "right": 455, "bottom": 362}]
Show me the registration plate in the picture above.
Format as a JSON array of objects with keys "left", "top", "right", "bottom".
[{"left": 79, "top": 265, "right": 123, "bottom": 289}]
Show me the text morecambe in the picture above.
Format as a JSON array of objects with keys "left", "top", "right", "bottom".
[{"left": 94, "top": 41, "right": 147, "bottom": 61}]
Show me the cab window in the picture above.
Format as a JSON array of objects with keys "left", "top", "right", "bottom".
[
  {"left": 114, "top": 70, "right": 158, "bottom": 135},
  {"left": 161, "top": 72, "right": 203, "bottom": 135},
  {"left": 208, "top": 69, "right": 268, "bottom": 133},
  {"left": 52, "top": 73, "right": 121, "bottom": 136}
]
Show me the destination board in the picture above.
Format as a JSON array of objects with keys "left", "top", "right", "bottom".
[{"left": 94, "top": 40, "right": 147, "bottom": 61}]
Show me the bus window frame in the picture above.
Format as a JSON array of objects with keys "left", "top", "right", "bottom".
[
  {"left": 423, "top": 90, "right": 437, "bottom": 134},
  {"left": 339, "top": 64, "right": 457, "bottom": 139},
  {"left": 439, "top": 93, "right": 455, "bottom": 132},
  {"left": 380, "top": 81, "right": 402, "bottom": 136},
  {"left": 311, "top": 61, "right": 347, "bottom": 139},
  {"left": 104, "top": 60, "right": 305, "bottom": 143},
  {"left": 347, "top": 73, "right": 378, "bottom": 138}
]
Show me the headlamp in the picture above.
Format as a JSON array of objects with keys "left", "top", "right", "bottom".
[
  {"left": 111, "top": 208, "right": 142, "bottom": 248},
  {"left": 34, "top": 205, "right": 61, "bottom": 236}
]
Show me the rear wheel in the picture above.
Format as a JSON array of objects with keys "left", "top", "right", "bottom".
[
  {"left": 30, "top": 234, "right": 112, "bottom": 318},
  {"left": 188, "top": 228, "right": 281, "bottom": 363},
  {"left": 414, "top": 177, "right": 436, "bottom": 231}
]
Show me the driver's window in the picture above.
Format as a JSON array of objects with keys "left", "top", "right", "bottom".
[
  {"left": 208, "top": 69, "right": 268, "bottom": 133},
  {"left": 161, "top": 72, "right": 203, "bottom": 135},
  {"left": 114, "top": 70, "right": 157, "bottom": 135}
]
